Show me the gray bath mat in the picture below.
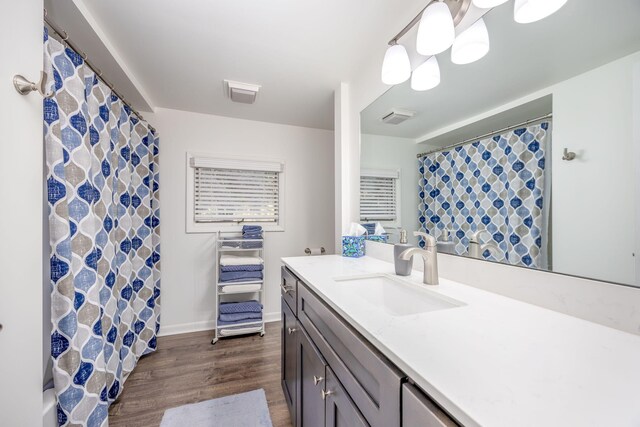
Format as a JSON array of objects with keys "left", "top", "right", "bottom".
[{"left": 160, "top": 389, "right": 273, "bottom": 427}]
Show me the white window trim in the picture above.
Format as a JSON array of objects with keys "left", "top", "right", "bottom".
[
  {"left": 186, "top": 152, "right": 286, "bottom": 233},
  {"left": 359, "top": 168, "right": 402, "bottom": 229}
]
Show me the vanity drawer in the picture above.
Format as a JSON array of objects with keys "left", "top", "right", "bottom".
[
  {"left": 281, "top": 266, "right": 298, "bottom": 314},
  {"left": 297, "top": 281, "right": 403, "bottom": 427},
  {"left": 402, "top": 383, "right": 459, "bottom": 427}
]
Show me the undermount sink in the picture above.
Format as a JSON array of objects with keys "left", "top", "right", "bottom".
[{"left": 333, "top": 274, "right": 465, "bottom": 316}]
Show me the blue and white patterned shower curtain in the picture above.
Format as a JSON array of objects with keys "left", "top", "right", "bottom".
[
  {"left": 44, "top": 30, "right": 160, "bottom": 426},
  {"left": 418, "top": 123, "right": 549, "bottom": 268}
]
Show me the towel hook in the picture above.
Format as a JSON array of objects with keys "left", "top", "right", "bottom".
[
  {"left": 562, "top": 148, "right": 576, "bottom": 161},
  {"left": 13, "top": 71, "right": 54, "bottom": 98}
]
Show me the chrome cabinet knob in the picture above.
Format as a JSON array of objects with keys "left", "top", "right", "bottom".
[
  {"left": 287, "top": 327, "right": 297, "bottom": 335},
  {"left": 321, "top": 389, "right": 333, "bottom": 400},
  {"left": 313, "top": 375, "right": 324, "bottom": 385}
]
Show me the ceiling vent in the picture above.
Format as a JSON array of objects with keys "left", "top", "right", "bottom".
[
  {"left": 225, "top": 80, "right": 261, "bottom": 104},
  {"left": 381, "top": 109, "right": 415, "bottom": 125}
]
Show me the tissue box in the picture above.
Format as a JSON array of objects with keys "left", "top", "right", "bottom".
[
  {"left": 365, "top": 235, "right": 389, "bottom": 243},
  {"left": 342, "top": 236, "right": 365, "bottom": 258}
]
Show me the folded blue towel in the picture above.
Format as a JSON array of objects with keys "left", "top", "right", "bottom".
[
  {"left": 219, "top": 312, "right": 263, "bottom": 322},
  {"left": 219, "top": 300, "right": 262, "bottom": 314},
  {"left": 220, "top": 264, "right": 264, "bottom": 273},
  {"left": 219, "top": 271, "right": 263, "bottom": 282},
  {"left": 221, "top": 240, "right": 262, "bottom": 249},
  {"left": 240, "top": 240, "right": 262, "bottom": 248},
  {"left": 243, "top": 233, "right": 262, "bottom": 238},
  {"left": 242, "top": 225, "right": 263, "bottom": 232},
  {"left": 218, "top": 277, "right": 262, "bottom": 284}
]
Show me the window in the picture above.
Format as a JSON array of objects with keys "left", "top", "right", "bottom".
[
  {"left": 187, "top": 154, "right": 285, "bottom": 233},
  {"left": 360, "top": 169, "right": 400, "bottom": 225}
]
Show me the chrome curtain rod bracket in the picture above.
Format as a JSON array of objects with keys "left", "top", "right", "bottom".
[
  {"left": 417, "top": 113, "right": 553, "bottom": 158},
  {"left": 562, "top": 148, "right": 576, "bottom": 161},
  {"left": 13, "top": 71, "right": 54, "bottom": 98}
]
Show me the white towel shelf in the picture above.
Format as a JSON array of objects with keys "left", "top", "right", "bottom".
[{"left": 212, "top": 231, "right": 266, "bottom": 344}]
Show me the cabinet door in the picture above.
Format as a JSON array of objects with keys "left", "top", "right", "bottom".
[
  {"left": 282, "top": 298, "right": 298, "bottom": 426},
  {"left": 324, "top": 367, "right": 369, "bottom": 427},
  {"left": 298, "top": 327, "right": 327, "bottom": 427},
  {"left": 402, "top": 383, "right": 458, "bottom": 427}
]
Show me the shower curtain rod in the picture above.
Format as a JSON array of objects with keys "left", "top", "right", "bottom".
[
  {"left": 416, "top": 113, "right": 552, "bottom": 159},
  {"left": 43, "top": 9, "right": 156, "bottom": 133}
]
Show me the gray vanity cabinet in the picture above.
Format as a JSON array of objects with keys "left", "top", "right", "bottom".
[
  {"left": 297, "top": 327, "right": 327, "bottom": 427},
  {"left": 282, "top": 266, "right": 411, "bottom": 427},
  {"left": 282, "top": 298, "right": 298, "bottom": 426},
  {"left": 324, "top": 367, "right": 369, "bottom": 427},
  {"left": 281, "top": 266, "right": 298, "bottom": 314},
  {"left": 402, "top": 383, "right": 458, "bottom": 427}
]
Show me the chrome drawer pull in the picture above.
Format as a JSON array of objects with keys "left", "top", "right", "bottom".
[
  {"left": 288, "top": 327, "right": 297, "bottom": 335},
  {"left": 313, "top": 375, "right": 324, "bottom": 385},
  {"left": 280, "top": 284, "right": 292, "bottom": 294},
  {"left": 321, "top": 389, "right": 333, "bottom": 400}
]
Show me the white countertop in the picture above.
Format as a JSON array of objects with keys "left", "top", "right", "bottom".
[{"left": 282, "top": 255, "right": 640, "bottom": 427}]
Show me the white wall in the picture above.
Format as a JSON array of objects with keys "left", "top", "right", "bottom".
[
  {"left": 361, "top": 134, "right": 421, "bottom": 245},
  {"left": 0, "top": 1, "right": 44, "bottom": 425},
  {"left": 146, "top": 108, "right": 335, "bottom": 335},
  {"left": 552, "top": 52, "right": 639, "bottom": 285}
]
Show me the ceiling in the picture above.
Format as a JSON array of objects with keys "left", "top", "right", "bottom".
[
  {"left": 361, "top": 0, "right": 640, "bottom": 141},
  {"left": 62, "top": 0, "right": 435, "bottom": 130}
]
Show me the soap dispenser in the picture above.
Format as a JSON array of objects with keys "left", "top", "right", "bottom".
[
  {"left": 437, "top": 228, "right": 456, "bottom": 255},
  {"left": 394, "top": 230, "right": 413, "bottom": 276}
]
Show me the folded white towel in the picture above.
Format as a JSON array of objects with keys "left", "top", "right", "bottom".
[
  {"left": 221, "top": 284, "right": 262, "bottom": 294},
  {"left": 220, "top": 254, "right": 264, "bottom": 266}
]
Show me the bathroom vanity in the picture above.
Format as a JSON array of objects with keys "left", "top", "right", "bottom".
[{"left": 281, "top": 255, "right": 640, "bottom": 427}]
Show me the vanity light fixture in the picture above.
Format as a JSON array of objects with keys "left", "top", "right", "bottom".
[
  {"left": 381, "top": 0, "right": 569, "bottom": 88},
  {"left": 416, "top": 0, "right": 456, "bottom": 56},
  {"left": 381, "top": 43, "right": 412, "bottom": 85},
  {"left": 514, "top": 0, "right": 568, "bottom": 23},
  {"left": 451, "top": 17, "right": 490, "bottom": 64},
  {"left": 411, "top": 56, "right": 441, "bottom": 91}
]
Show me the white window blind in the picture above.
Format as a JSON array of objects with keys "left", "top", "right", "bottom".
[
  {"left": 360, "top": 170, "right": 399, "bottom": 222},
  {"left": 194, "top": 165, "right": 281, "bottom": 224}
]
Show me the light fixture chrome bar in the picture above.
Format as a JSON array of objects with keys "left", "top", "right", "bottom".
[
  {"left": 43, "top": 9, "right": 156, "bottom": 133},
  {"left": 416, "top": 113, "right": 553, "bottom": 158},
  {"left": 388, "top": 0, "right": 471, "bottom": 45}
]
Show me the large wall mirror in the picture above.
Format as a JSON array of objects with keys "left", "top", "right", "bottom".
[{"left": 360, "top": 0, "right": 640, "bottom": 287}]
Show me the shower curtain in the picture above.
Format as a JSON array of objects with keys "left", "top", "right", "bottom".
[
  {"left": 44, "top": 29, "right": 160, "bottom": 426},
  {"left": 418, "top": 122, "right": 549, "bottom": 269}
]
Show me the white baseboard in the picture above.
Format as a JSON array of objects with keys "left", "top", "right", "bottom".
[{"left": 157, "top": 311, "right": 281, "bottom": 337}]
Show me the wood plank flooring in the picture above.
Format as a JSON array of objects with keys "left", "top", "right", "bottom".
[{"left": 108, "top": 322, "right": 293, "bottom": 427}]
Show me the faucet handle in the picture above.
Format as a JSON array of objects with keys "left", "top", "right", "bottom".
[
  {"left": 470, "top": 229, "right": 489, "bottom": 244},
  {"left": 414, "top": 231, "right": 437, "bottom": 248}
]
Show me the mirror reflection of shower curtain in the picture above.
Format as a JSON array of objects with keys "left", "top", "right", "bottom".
[
  {"left": 44, "top": 29, "right": 161, "bottom": 426},
  {"left": 418, "top": 121, "right": 550, "bottom": 269}
]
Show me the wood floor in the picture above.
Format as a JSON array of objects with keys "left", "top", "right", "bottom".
[{"left": 108, "top": 322, "right": 293, "bottom": 427}]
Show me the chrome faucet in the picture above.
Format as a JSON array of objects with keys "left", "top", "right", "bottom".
[
  {"left": 468, "top": 230, "right": 500, "bottom": 259},
  {"left": 399, "top": 231, "right": 439, "bottom": 285}
]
